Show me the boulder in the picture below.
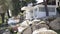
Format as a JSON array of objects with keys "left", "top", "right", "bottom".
[
  {"left": 49, "top": 17, "right": 60, "bottom": 30},
  {"left": 42, "top": 16, "right": 56, "bottom": 22},
  {"left": 3, "top": 29, "right": 11, "bottom": 34},
  {"left": 20, "top": 20, "right": 30, "bottom": 26},
  {"left": 17, "top": 25, "right": 32, "bottom": 34},
  {"left": 32, "top": 19, "right": 41, "bottom": 25},
  {"left": 32, "top": 21, "right": 49, "bottom": 31},
  {"left": 32, "top": 28, "right": 57, "bottom": 34}
]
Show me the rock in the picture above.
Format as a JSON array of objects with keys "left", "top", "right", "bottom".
[
  {"left": 3, "top": 29, "right": 11, "bottom": 34},
  {"left": 8, "top": 17, "right": 20, "bottom": 26},
  {"left": 49, "top": 17, "right": 60, "bottom": 30},
  {"left": 42, "top": 16, "right": 56, "bottom": 22},
  {"left": 17, "top": 26, "right": 31, "bottom": 34},
  {"left": 39, "top": 21, "right": 46, "bottom": 24},
  {"left": 20, "top": 20, "right": 31, "bottom": 26},
  {"left": 32, "top": 19, "right": 41, "bottom": 25},
  {"left": 32, "top": 21, "right": 49, "bottom": 31},
  {"left": 32, "top": 28, "right": 57, "bottom": 34}
]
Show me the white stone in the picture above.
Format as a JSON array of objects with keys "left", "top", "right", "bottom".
[
  {"left": 32, "top": 21, "right": 49, "bottom": 31},
  {"left": 8, "top": 17, "right": 19, "bottom": 25},
  {"left": 17, "top": 26, "right": 31, "bottom": 34},
  {"left": 32, "top": 28, "right": 57, "bottom": 34},
  {"left": 20, "top": 20, "right": 31, "bottom": 26}
]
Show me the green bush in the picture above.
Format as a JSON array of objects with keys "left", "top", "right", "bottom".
[{"left": 56, "top": 6, "right": 60, "bottom": 14}]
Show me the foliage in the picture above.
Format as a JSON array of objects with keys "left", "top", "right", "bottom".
[
  {"left": 56, "top": 6, "right": 60, "bottom": 14},
  {"left": 6, "top": 0, "right": 13, "bottom": 10},
  {"left": 11, "top": 0, "right": 21, "bottom": 16},
  {"left": 19, "top": 1, "right": 27, "bottom": 7},
  {"left": 0, "top": 0, "right": 8, "bottom": 23},
  {"left": 0, "top": 0, "right": 37, "bottom": 16},
  {"left": 11, "top": 0, "right": 36, "bottom": 16},
  {"left": 24, "top": 0, "right": 36, "bottom": 3},
  {"left": 24, "top": 0, "right": 37, "bottom": 6},
  {"left": 0, "top": 0, "right": 8, "bottom": 13},
  {"left": 54, "top": 30, "right": 60, "bottom": 34}
]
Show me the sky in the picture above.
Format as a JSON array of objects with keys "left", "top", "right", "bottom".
[{"left": 36, "top": 0, "right": 43, "bottom": 3}]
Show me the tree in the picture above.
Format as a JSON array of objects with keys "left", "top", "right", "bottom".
[
  {"left": 56, "top": 6, "right": 60, "bottom": 16},
  {"left": 11, "top": 0, "right": 20, "bottom": 16},
  {"left": 6, "top": 0, "right": 13, "bottom": 18},
  {"left": 56, "top": 6, "right": 60, "bottom": 13},
  {"left": 24, "top": 0, "right": 37, "bottom": 6},
  {"left": 0, "top": 0, "right": 8, "bottom": 23},
  {"left": 30, "top": 0, "right": 37, "bottom": 6},
  {"left": 43, "top": 0, "right": 49, "bottom": 16},
  {"left": 10, "top": 0, "right": 36, "bottom": 16},
  {"left": 6, "top": 0, "right": 36, "bottom": 17}
]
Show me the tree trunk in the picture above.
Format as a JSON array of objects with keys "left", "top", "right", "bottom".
[
  {"left": 43, "top": 0, "right": 49, "bottom": 16},
  {"left": 7, "top": 10, "right": 11, "bottom": 18},
  {"left": 1, "top": 13, "right": 5, "bottom": 23}
]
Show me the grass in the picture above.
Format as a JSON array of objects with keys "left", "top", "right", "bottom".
[
  {"left": 0, "top": 18, "right": 2, "bottom": 24},
  {"left": 0, "top": 16, "right": 8, "bottom": 24},
  {"left": 55, "top": 30, "right": 60, "bottom": 34}
]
